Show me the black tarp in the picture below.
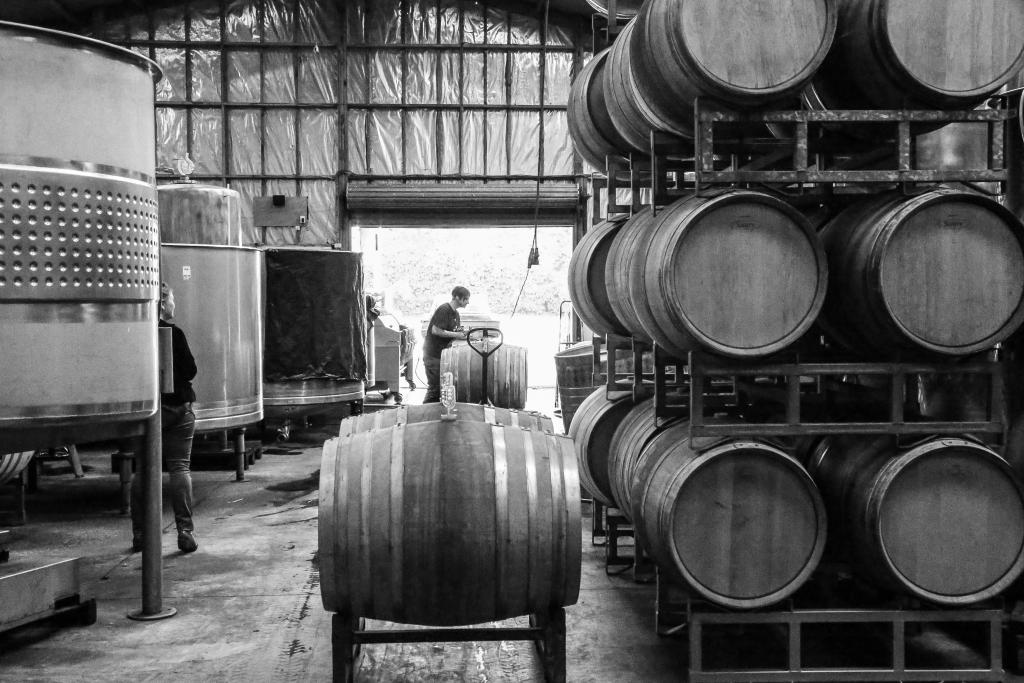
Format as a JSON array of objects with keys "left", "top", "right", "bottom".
[{"left": 263, "top": 248, "right": 367, "bottom": 382}]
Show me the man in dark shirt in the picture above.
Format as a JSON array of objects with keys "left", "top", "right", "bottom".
[
  {"left": 131, "top": 282, "right": 200, "bottom": 554},
  {"left": 422, "top": 286, "right": 470, "bottom": 403}
]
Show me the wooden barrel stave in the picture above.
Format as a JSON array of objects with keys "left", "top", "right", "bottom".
[
  {"left": 319, "top": 420, "right": 581, "bottom": 625},
  {"left": 807, "top": 435, "right": 1024, "bottom": 604}
]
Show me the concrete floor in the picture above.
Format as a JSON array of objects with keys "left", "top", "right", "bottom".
[{"left": 0, "top": 384, "right": 1021, "bottom": 681}]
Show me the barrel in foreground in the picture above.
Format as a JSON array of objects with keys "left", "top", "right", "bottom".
[{"left": 319, "top": 420, "right": 581, "bottom": 626}]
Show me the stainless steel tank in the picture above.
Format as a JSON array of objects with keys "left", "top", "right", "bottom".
[
  {"left": 0, "top": 23, "right": 161, "bottom": 452},
  {"left": 159, "top": 184, "right": 263, "bottom": 433},
  {"left": 262, "top": 247, "right": 366, "bottom": 437}
]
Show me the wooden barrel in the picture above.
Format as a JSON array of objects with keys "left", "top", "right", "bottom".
[
  {"left": 808, "top": 435, "right": 1024, "bottom": 605},
  {"left": 605, "top": 207, "right": 656, "bottom": 343},
  {"left": 0, "top": 451, "right": 34, "bottom": 486},
  {"left": 568, "top": 387, "right": 635, "bottom": 507},
  {"left": 807, "top": 0, "right": 1024, "bottom": 111},
  {"left": 641, "top": 190, "right": 828, "bottom": 359},
  {"left": 567, "top": 48, "right": 632, "bottom": 170},
  {"left": 606, "top": 399, "right": 677, "bottom": 517},
  {"left": 555, "top": 341, "right": 599, "bottom": 434},
  {"left": 632, "top": 431, "right": 827, "bottom": 609},
  {"left": 441, "top": 343, "right": 528, "bottom": 410},
  {"left": 568, "top": 217, "right": 629, "bottom": 337},
  {"left": 819, "top": 189, "right": 1024, "bottom": 357},
  {"left": 319, "top": 420, "right": 581, "bottom": 625},
  {"left": 603, "top": 19, "right": 662, "bottom": 153},
  {"left": 339, "top": 403, "right": 553, "bottom": 435},
  {"left": 629, "top": 0, "right": 837, "bottom": 138}
]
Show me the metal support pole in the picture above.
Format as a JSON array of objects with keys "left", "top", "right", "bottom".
[
  {"left": 129, "top": 324, "right": 176, "bottom": 622},
  {"left": 128, "top": 411, "right": 175, "bottom": 621},
  {"left": 234, "top": 428, "right": 246, "bottom": 482}
]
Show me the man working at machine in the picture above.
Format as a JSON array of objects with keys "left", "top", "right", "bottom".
[{"left": 422, "top": 286, "right": 471, "bottom": 403}]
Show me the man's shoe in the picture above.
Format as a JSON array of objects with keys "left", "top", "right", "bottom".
[
  {"left": 177, "top": 530, "right": 198, "bottom": 553},
  {"left": 131, "top": 537, "right": 144, "bottom": 553}
]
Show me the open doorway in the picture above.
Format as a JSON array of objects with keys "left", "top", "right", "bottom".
[{"left": 360, "top": 226, "right": 573, "bottom": 392}]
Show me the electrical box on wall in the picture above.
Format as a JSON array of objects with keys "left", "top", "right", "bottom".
[{"left": 253, "top": 195, "right": 309, "bottom": 227}]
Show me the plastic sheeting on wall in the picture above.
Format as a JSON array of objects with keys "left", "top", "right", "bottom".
[
  {"left": 347, "top": 0, "right": 576, "bottom": 178},
  {"left": 101, "top": 0, "right": 577, "bottom": 242}
]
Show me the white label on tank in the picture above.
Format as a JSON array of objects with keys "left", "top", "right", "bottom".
[{"left": 182, "top": 265, "right": 192, "bottom": 280}]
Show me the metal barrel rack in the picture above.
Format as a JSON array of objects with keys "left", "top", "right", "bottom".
[
  {"left": 330, "top": 608, "right": 567, "bottom": 683},
  {"left": 572, "top": 90, "right": 1024, "bottom": 681},
  {"left": 655, "top": 568, "right": 1008, "bottom": 682}
]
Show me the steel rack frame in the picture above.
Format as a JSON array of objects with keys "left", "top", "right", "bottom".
[
  {"left": 692, "top": 101, "right": 1015, "bottom": 192},
  {"left": 591, "top": 99, "right": 1018, "bottom": 221},
  {"left": 331, "top": 608, "right": 567, "bottom": 683},
  {"left": 654, "top": 570, "right": 1008, "bottom": 682},
  {"left": 602, "top": 504, "right": 634, "bottom": 575},
  {"left": 592, "top": 333, "right": 657, "bottom": 403},
  {"left": 684, "top": 352, "right": 1006, "bottom": 439},
  {"left": 589, "top": 497, "right": 608, "bottom": 547}
]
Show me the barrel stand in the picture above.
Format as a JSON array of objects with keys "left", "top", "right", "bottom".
[
  {"left": 654, "top": 569, "right": 1009, "bottom": 681},
  {"left": 331, "top": 608, "right": 567, "bottom": 683},
  {"left": 602, "top": 505, "right": 634, "bottom": 576}
]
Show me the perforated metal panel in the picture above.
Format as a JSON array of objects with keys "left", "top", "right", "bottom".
[{"left": 0, "top": 164, "right": 159, "bottom": 300}]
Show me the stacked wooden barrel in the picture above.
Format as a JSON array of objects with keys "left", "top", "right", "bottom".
[
  {"left": 569, "top": 0, "right": 839, "bottom": 166},
  {"left": 319, "top": 409, "right": 579, "bottom": 627},
  {"left": 567, "top": 0, "right": 1024, "bottom": 610}
]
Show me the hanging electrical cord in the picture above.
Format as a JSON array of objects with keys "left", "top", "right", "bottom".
[{"left": 511, "top": 0, "right": 549, "bottom": 319}]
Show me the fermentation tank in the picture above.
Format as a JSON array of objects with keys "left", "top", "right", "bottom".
[
  {"left": 262, "top": 247, "right": 366, "bottom": 437},
  {"left": 0, "top": 22, "right": 161, "bottom": 453},
  {"left": 159, "top": 184, "right": 263, "bottom": 432}
]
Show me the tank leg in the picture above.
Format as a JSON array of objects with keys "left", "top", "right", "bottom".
[
  {"left": 532, "top": 607, "right": 566, "bottom": 683},
  {"left": 331, "top": 612, "right": 361, "bottom": 683},
  {"left": 234, "top": 429, "right": 246, "bottom": 482}
]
